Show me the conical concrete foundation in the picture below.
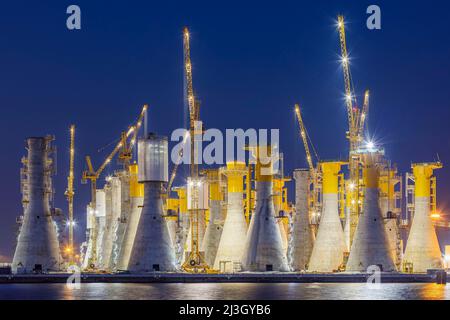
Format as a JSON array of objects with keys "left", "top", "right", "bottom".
[
  {"left": 128, "top": 182, "right": 177, "bottom": 272},
  {"left": 214, "top": 193, "right": 247, "bottom": 271},
  {"left": 116, "top": 196, "right": 143, "bottom": 270},
  {"left": 404, "top": 197, "right": 442, "bottom": 272},
  {"left": 241, "top": 181, "right": 289, "bottom": 272},
  {"left": 308, "top": 162, "right": 345, "bottom": 272},
  {"left": 346, "top": 189, "right": 396, "bottom": 272},
  {"left": 202, "top": 200, "right": 224, "bottom": 267},
  {"left": 404, "top": 163, "right": 443, "bottom": 273},
  {"left": 290, "top": 169, "right": 315, "bottom": 271}
]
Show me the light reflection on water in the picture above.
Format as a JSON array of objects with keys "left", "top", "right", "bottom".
[{"left": 0, "top": 283, "right": 449, "bottom": 300}]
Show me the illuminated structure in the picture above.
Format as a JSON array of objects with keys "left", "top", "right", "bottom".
[
  {"left": 128, "top": 134, "right": 177, "bottom": 272},
  {"left": 241, "top": 147, "right": 289, "bottom": 272},
  {"left": 308, "top": 162, "right": 346, "bottom": 272},
  {"left": 403, "top": 162, "right": 443, "bottom": 273},
  {"left": 12, "top": 137, "right": 62, "bottom": 273},
  {"left": 346, "top": 151, "right": 396, "bottom": 272},
  {"left": 201, "top": 169, "right": 224, "bottom": 267},
  {"left": 214, "top": 162, "right": 248, "bottom": 272},
  {"left": 290, "top": 169, "right": 315, "bottom": 271},
  {"left": 117, "top": 164, "right": 144, "bottom": 270}
]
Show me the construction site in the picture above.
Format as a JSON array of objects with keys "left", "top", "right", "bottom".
[{"left": 5, "top": 17, "right": 449, "bottom": 280}]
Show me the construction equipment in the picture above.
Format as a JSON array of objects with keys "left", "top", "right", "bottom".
[
  {"left": 181, "top": 27, "right": 210, "bottom": 272},
  {"left": 82, "top": 105, "right": 147, "bottom": 269},
  {"left": 294, "top": 104, "right": 321, "bottom": 228},
  {"left": 64, "top": 125, "right": 76, "bottom": 264},
  {"left": 337, "top": 15, "right": 370, "bottom": 247}
]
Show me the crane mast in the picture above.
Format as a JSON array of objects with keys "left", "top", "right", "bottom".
[
  {"left": 65, "top": 124, "right": 75, "bottom": 264},
  {"left": 337, "top": 15, "right": 370, "bottom": 247},
  {"left": 182, "top": 27, "right": 209, "bottom": 272}
]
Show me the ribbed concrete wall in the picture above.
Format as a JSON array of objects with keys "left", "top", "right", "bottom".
[
  {"left": 241, "top": 181, "right": 289, "bottom": 272},
  {"left": 346, "top": 188, "right": 396, "bottom": 272},
  {"left": 403, "top": 196, "right": 443, "bottom": 272},
  {"left": 128, "top": 182, "right": 177, "bottom": 272},
  {"left": 116, "top": 196, "right": 143, "bottom": 270},
  {"left": 12, "top": 138, "right": 61, "bottom": 273},
  {"left": 99, "top": 177, "right": 121, "bottom": 270},
  {"left": 202, "top": 200, "right": 224, "bottom": 267},
  {"left": 110, "top": 173, "right": 130, "bottom": 270},
  {"left": 379, "top": 197, "right": 401, "bottom": 267},
  {"left": 214, "top": 193, "right": 247, "bottom": 271},
  {"left": 290, "top": 170, "right": 315, "bottom": 271},
  {"left": 308, "top": 193, "right": 345, "bottom": 272}
]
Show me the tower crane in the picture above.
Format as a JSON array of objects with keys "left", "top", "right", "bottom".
[
  {"left": 82, "top": 105, "right": 147, "bottom": 269},
  {"left": 294, "top": 104, "right": 321, "bottom": 225},
  {"left": 181, "top": 27, "right": 210, "bottom": 272},
  {"left": 64, "top": 124, "right": 76, "bottom": 264},
  {"left": 337, "top": 15, "right": 370, "bottom": 247}
]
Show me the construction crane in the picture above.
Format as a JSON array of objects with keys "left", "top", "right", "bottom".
[
  {"left": 181, "top": 27, "right": 209, "bottom": 272},
  {"left": 294, "top": 104, "right": 321, "bottom": 226},
  {"left": 337, "top": 15, "right": 370, "bottom": 247},
  {"left": 64, "top": 124, "right": 75, "bottom": 264},
  {"left": 82, "top": 105, "right": 147, "bottom": 269}
]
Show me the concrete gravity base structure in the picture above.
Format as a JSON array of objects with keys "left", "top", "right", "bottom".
[
  {"left": 308, "top": 163, "right": 346, "bottom": 272},
  {"left": 404, "top": 197, "right": 443, "bottom": 272},
  {"left": 214, "top": 193, "right": 247, "bottom": 271},
  {"left": 403, "top": 163, "right": 443, "bottom": 273},
  {"left": 12, "top": 137, "right": 62, "bottom": 274},
  {"left": 290, "top": 170, "right": 315, "bottom": 271},
  {"left": 241, "top": 181, "right": 289, "bottom": 272},
  {"left": 201, "top": 200, "right": 223, "bottom": 267},
  {"left": 128, "top": 182, "right": 177, "bottom": 272},
  {"left": 346, "top": 189, "right": 396, "bottom": 272}
]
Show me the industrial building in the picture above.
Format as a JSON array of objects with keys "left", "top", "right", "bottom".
[{"left": 10, "top": 19, "right": 448, "bottom": 276}]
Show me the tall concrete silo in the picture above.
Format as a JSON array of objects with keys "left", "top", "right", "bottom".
[
  {"left": 117, "top": 164, "right": 144, "bottom": 270},
  {"left": 174, "top": 187, "right": 189, "bottom": 264},
  {"left": 403, "top": 162, "right": 443, "bottom": 273},
  {"left": 241, "top": 147, "right": 289, "bottom": 272},
  {"left": 308, "top": 162, "right": 346, "bottom": 272},
  {"left": 12, "top": 137, "right": 62, "bottom": 273},
  {"left": 290, "top": 169, "right": 315, "bottom": 271},
  {"left": 201, "top": 169, "right": 224, "bottom": 267},
  {"left": 128, "top": 134, "right": 177, "bottom": 272},
  {"left": 346, "top": 152, "right": 396, "bottom": 272},
  {"left": 98, "top": 176, "right": 121, "bottom": 270},
  {"left": 214, "top": 162, "right": 248, "bottom": 272}
]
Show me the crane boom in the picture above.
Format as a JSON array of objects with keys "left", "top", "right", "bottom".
[
  {"left": 338, "top": 15, "right": 356, "bottom": 134},
  {"left": 357, "top": 90, "right": 370, "bottom": 139},
  {"left": 183, "top": 27, "right": 197, "bottom": 124},
  {"left": 82, "top": 104, "right": 147, "bottom": 269},
  {"left": 294, "top": 104, "right": 314, "bottom": 174}
]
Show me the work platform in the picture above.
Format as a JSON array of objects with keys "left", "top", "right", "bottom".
[{"left": 0, "top": 272, "right": 442, "bottom": 284}]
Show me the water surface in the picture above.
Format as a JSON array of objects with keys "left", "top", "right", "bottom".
[{"left": 1, "top": 283, "right": 449, "bottom": 300}]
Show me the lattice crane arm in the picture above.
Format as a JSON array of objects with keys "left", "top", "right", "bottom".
[
  {"left": 295, "top": 104, "right": 315, "bottom": 174},
  {"left": 338, "top": 15, "right": 356, "bottom": 134},
  {"left": 183, "top": 27, "right": 197, "bottom": 123},
  {"left": 357, "top": 90, "right": 370, "bottom": 140}
]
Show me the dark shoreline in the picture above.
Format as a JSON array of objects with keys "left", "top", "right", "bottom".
[{"left": 0, "top": 273, "right": 440, "bottom": 284}]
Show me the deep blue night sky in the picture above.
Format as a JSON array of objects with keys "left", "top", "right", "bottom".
[{"left": 0, "top": 1, "right": 449, "bottom": 259}]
